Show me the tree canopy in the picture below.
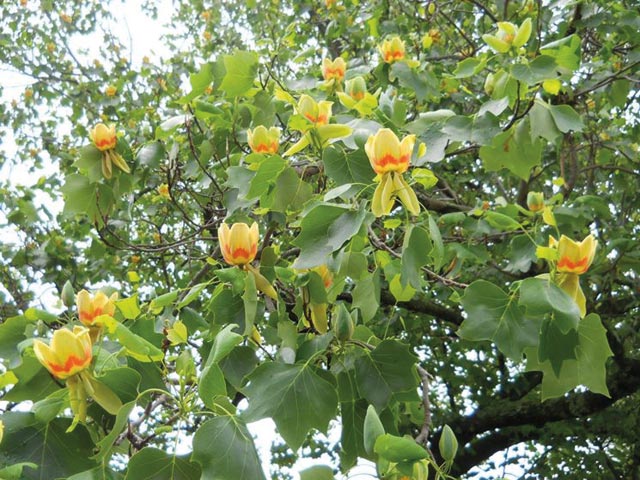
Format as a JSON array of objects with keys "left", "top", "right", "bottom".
[{"left": 1, "top": 0, "right": 639, "bottom": 479}]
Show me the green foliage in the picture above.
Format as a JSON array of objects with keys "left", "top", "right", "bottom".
[{"left": 1, "top": 0, "right": 638, "bottom": 478}]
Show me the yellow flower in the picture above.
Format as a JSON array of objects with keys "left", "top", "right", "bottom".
[
  {"left": 60, "top": 12, "right": 72, "bottom": 23},
  {"left": 90, "top": 123, "right": 117, "bottom": 151},
  {"left": 218, "top": 222, "right": 259, "bottom": 266},
  {"left": 527, "top": 191, "right": 545, "bottom": 212},
  {"left": 551, "top": 234, "right": 597, "bottom": 275},
  {"left": 297, "top": 94, "right": 332, "bottom": 126},
  {"left": 483, "top": 18, "right": 532, "bottom": 53},
  {"left": 247, "top": 126, "right": 280, "bottom": 154},
  {"left": 105, "top": 85, "right": 117, "bottom": 97},
  {"left": 203, "top": 31, "right": 211, "bottom": 41},
  {"left": 0, "top": 419, "right": 3, "bottom": 444},
  {"left": 322, "top": 57, "right": 346, "bottom": 83},
  {"left": 33, "top": 326, "right": 93, "bottom": 380},
  {"left": 365, "top": 128, "right": 416, "bottom": 175},
  {"left": 379, "top": 36, "right": 405, "bottom": 63},
  {"left": 76, "top": 289, "right": 118, "bottom": 327},
  {"left": 157, "top": 184, "right": 170, "bottom": 199},
  {"left": 366, "top": 129, "right": 420, "bottom": 217},
  {"left": 89, "top": 123, "right": 131, "bottom": 178}
]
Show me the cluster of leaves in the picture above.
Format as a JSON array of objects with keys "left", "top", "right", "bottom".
[{"left": 1, "top": 0, "right": 639, "bottom": 479}]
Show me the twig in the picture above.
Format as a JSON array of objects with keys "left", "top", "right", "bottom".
[{"left": 415, "top": 365, "right": 433, "bottom": 449}]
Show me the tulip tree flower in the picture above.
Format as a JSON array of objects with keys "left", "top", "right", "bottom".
[
  {"left": 284, "top": 95, "right": 352, "bottom": 156},
  {"left": 77, "top": 289, "right": 118, "bottom": 341},
  {"left": 90, "top": 123, "right": 131, "bottom": 179},
  {"left": 322, "top": 57, "right": 347, "bottom": 86},
  {"left": 337, "top": 76, "right": 379, "bottom": 116},
  {"left": 365, "top": 129, "right": 420, "bottom": 217},
  {"left": 483, "top": 18, "right": 532, "bottom": 53},
  {"left": 247, "top": 126, "right": 280, "bottom": 154},
  {"left": 379, "top": 36, "right": 406, "bottom": 63},
  {"left": 33, "top": 326, "right": 122, "bottom": 429},
  {"left": 548, "top": 234, "right": 598, "bottom": 317},
  {"left": 218, "top": 222, "right": 277, "bottom": 299},
  {"left": 77, "top": 290, "right": 118, "bottom": 327}
]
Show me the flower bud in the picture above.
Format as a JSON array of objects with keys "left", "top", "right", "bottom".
[
  {"left": 527, "top": 191, "right": 545, "bottom": 212},
  {"left": 345, "top": 76, "right": 367, "bottom": 101},
  {"left": 105, "top": 85, "right": 117, "bottom": 97},
  {"left": 61, "top": 280, "right": 75, "bottom": 308},
  {"left": 322, "top": 57, "right": 346, "bottom": 83}
]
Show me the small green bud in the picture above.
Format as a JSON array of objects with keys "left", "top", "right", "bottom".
[
  {"left": 439, "top": 424, "right": 458, "bottom": 463},
  {"left": 61, "top": 280, "right": 75, "bottom": 308}
]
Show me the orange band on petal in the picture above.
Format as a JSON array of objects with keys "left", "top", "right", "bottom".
[
  {"left": 48, "top": 348, "right": 92, "bottom": 377},
  {"left": 557, "top": 255, "right": 589, "bottom": 274},
  {"left": 375, "top": 153, "right": 410, "bottom": 172}
]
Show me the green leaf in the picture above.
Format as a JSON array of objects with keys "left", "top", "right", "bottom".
[
  {"left": 510, "top": 55, "right": 558, "bottom": 85},
  {"left": 537, "top": 317, "right": 579, "bottom": 376},
  {"left": 191, "top": 416, "right": 266, "bottom": 480},
  {"left": 479, "top": 119, "right": 543, "bottom": 180},
  {"left": 116, "top": 295, "right": 140, "bottom": 320},
  {"left": 0, "top": 315, "right": 29, "bottom": 367},
  {"left": 75, "top": 145, "right": 103, "bottom": 183},
  {"left": 124, "top": 447, "right": 200, "bottom": 480},
  {"left": 525, "top": 314, "right": 613, "bottom": 400},
  {"left": 540, "top": 34, "right": 581, "bottom": 73},
  {"left": 519, "top": 277, "right": 581, "bottom": 333},
  {"left": 354, "top": 340, "right": 419, "bottom": 411},
  {"left": 61, "top": 174, "right": 114, "bottom": 223},
  {"left": 610, "top": 79, "right": 630, "bottom": 107},
  {"left": 93, "top": 401, "right": 137, "bottom": 461},
  {"left": 219, "top": 51, "right": 258, "bottom": 97},
  {"left": 401, "top": 225, "right": 431, "bottom": 289},
  {"left": 242, "top": 269, "right": 257, "bottom": 336},
  {"left": 103, "top": 319, "right": 164, "bottom": 362},
  {"left": 270, "top": 167, "right": 314, "bottom": 213},
  {"left": 374, "top": 434, "right": 428, "bottom": 463},
  {"left": 0, "top": 413, "right": 96, "bottom": 479},
  {"left": 242, "top": 361, "right": 338, "bottom": 449},
  {"left": 177, "top": 282, "right": 209, "bottom": 310},
  {"left": 529, "top": 101, "right": 562, "bottom": 142},
  {"left": 484, "top": 211, "right": 522, "bottom": 232},
  {"left": 149, "top": 290, "right": 179, "bottom": 311},
  {"left": 0, "top": 462, "right": 38, "bottom": 480},
  {"left": 299, "top": 465, "right": 335, "bottom": 480},
  {"left": 206, "top": 324, "right": 244, "bottom": 366},
  {"left": 428, "top": 215, "right": 444, "bottom": 271},
  {"left": 323, "top": 146, "right": 375, "bottom": 186},
  {"left": 453, "top": 57, "right": 487, "bottom": 78},
  {"left": 3, "top": 355, "right": 59, "bottom": 403},
  {"left": 390, "top": 63, "right": 430, "bottom": 102},
  {"left": 548, "top": 104, "right": 584, "bottom": 133},
  {"left": 443, "top": 113, "right": 502, "bottom": 146},
  {"left": 246, "top": 156, "right": 287, "bottom": 199},
  {"left": 352, "top": 269, "right": 380, "bottom": 323},
  {"left": 199, "top": 364, "right": 227, "bottom": 409},
  {"left": 459, "top": 280, "right": 541, "bottom": 360},
  {"left": 136, "top": 142, "right": 165, "bottom": 168},
  {"left": 292, "top": 204, "right": 367, "bottom": 269}
]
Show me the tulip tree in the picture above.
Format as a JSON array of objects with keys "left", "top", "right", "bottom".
[{"left": 0, "top": 1, "right": 639, "bottom": 479}]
